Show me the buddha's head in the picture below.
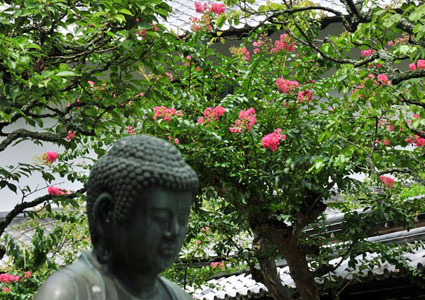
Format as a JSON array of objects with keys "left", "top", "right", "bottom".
[{"left": 86, "top": 135, "right": 198, "bottom": 276}]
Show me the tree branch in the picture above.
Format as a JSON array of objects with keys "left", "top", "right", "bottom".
[
  {"left": 0, "top": 129, "right": 64, "bottom": 152},
  {"left": 0, "top": 187, "right": 87, "bottom": 248}
]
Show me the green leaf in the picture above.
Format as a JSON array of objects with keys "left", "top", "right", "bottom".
[
  {"left": 119, "top": 8, "right": 133, "bottom": 16},
  {"left": 56, "top": 71, "right": 80, "bottom": 77},
  {"left": 383, "top": 13, "right": 402, "bottom": 28}
]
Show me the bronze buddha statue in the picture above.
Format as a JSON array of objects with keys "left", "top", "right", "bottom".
[{"left": 35, "top": 135, "right": 198, "bottom": 299}]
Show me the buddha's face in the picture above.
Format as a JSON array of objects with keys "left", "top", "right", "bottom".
[{"left": 109, "top": 187, "right": 193, "bottom": 277}]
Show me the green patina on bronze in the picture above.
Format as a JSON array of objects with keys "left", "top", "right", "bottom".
[{"left": 35, "top": 135, "right": 199, "bottom": 300}]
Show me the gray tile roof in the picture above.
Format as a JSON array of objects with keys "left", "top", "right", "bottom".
[{"left": 190, "top": 227, "right": 425, "bottom": 300}]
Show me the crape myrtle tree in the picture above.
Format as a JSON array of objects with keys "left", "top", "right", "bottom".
[
  {"left": 136, "top": 1, "right": 425, "bottom": 300},
  {"left": 1, "top": 0, "right": 425, "bottom": 299}
]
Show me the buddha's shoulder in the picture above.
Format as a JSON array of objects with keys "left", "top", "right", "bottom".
[
  {"left": 160, "top": 277, "right": 193, "bottom": 300},
  {"left": 35, "top": 255, "right": 105, "bottom": 300},
  {"left": 34, "top": 268, "right": 81, "bottom": 300}
]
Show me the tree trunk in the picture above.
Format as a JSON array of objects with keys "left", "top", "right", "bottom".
[
  {"left": 279, "top": 239, "right": 320, "bottom": 300},
  {"left": 253, "top": 235, "right": 293, "bottom": 300}
]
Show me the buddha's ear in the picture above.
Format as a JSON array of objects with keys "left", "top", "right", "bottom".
[{"left": 93, "top": 192, "right": 114, "bottom": 237}]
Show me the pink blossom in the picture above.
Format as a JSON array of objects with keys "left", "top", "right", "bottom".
[
  {"left": 413, "top": 113, "right": 420, "bottom": 119},
  {"left": 229, "top": 108, "right": 257, "bottom": 133},
  {"left": 262, "top": 129, "right": 286, "bottom": 152},
  {"left": 196, "top": 66, "right": 200, "bottom": 72},
  {"left": 45, "top": 151, "right": 59, "bottom": 163},
  {"left": 0, "top": 273, "right": 19, "bottom": 284},
  {"left": 152, "top": 22, "right": 158, "bottom": 31},
  {"left": 2, "top": 287, "right": 10, "bottom": 293},
  {"left": 126, "top": 125, "right": 135, "bottom": 135},
  {"left": 165, "top": 72, "right": 173, "bottom": 81},
  {"left": 174, "top": 138, "right": 179, "bottom": 144},
  {"left": 384, "top": 139, "right": 390, "bottom": 147},
  {"left": 186, "top": 55, "right": 192, "bottom": 60},
  {"left": 67, "top": 103, "right": 71, "bottom": 107},
  {"left": 136, "top": 92, "right": 145, "bottom": 97},
  {"left": 195, "top": 2, "right": 207, "bottom": 13},
  {"left": 242, "top": 48, "right": 250, "bottom": 61},
  {"left": 379, "top": 175, "right": 394, "bottom": 189},
  {"left": 271, "top": 34, "right": 295, "bottom": 53},
  {"left": 276, "top": 78, "right": 299, "bottom": 94},
  {"left": 196, "top": 240, "right": 202, "bottom": 245},
  {"left": 199, "top": 106, "right": 226, "bottom": 124},
  {"left": 387, "top": 40, "right": 393, "bottom": 46},
  {"left": 24, "top": 271, "right": 31, "bottom": 278},
  {"left": 409, "top": 63, "right": 416, "bottom": 71},
  {"left": 377, "top": 74, "right": 388, "bottom": 84},
  {"left": 87, "top": 81, "right": 95, "bottom": 88},
  {"left": 418, "top": 59, "right": 425, "bottom": 69},
  {"left": 209, "top": 3, "right": 225, "bottom": 15},
  {"left": 388, "top": 125, "right": 394, "bottom": 132},
  {"left": 138, "top": 29, "right": 147, "bottom": 36},
  {"left": 415, "top": 138, "right": 425, "bottom": 147},
  {"left": 210, "top": 261, "right": 224, "bottom": 269},
  {"left": 48, "top": 186, "right": 68, "bottom": 196},
  {"left": 361, "top": 49, "right": 375, "bottom": 57},
  {"left": 154, "top": 106, "right": 181, "bottom": 122},
  {"left": 297, "top": 90, "right": 314, "bottom": 102},
  {"left": 66, "top": 130, "right": 76, "bottom": 141},
  {"left": 193, "top": 25, "right": 200, "bottom": 32}
]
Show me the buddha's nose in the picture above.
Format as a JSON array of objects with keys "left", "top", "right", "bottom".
[{"left": 164, "top": 216, "right": 179, "bottom": 239}]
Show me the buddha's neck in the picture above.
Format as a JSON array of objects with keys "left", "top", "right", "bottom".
[{"left": 109, "top": 264, "right": 159, "bottom": 298}]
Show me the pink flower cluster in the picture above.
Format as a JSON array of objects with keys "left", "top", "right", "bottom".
[
  {"left": 407, "top": 135, "right": 425, "bottom": 147},
  {"left": 209, "top": 3, "right": 225, "bottom": 15},
  {"left": 409, "top": 59, "right": 425, "bottom": 71},
  {"left": 48, "top": 186, "right": 68, "bottom": 196},
  {"left": 198, "top": 106, "right": 225, "bottom": 124},
  {"left": 153, "top": 106, "right": 183, "bottom": 122},
  {"left": 262, "top": 129, "right": 286, "bottom": 151},
  {"left": 271, "top": 34, "right": 295, "bottom": 53},
  {"left": 43, "top": 151, "right": 59, "bottom": 163},
  {"left": 229, "top": 108, "right": 257, "bottom": 133},
  {"left": 361, "top": 49, "right": 376, "bottom": 57},
  {"left": 276, "top": 78, "right": 299, "bottom": 94},
  {"left": 230, "top": 46, "right": 251, "bottom": 62},
  {"left": 377, "top": 73, "right": 389, "bottom": 84},
  {"left": 195, "top": 2, "right": 207, "bottom": 13},
  {"left": 379, "top": 175, "right": 394, "bottom": 189},
  {"left": 165, "top": 72, "right": 173, "bottom": 81},
  {"left": 126, "top": 125, "right": 135, "bottom": 135},
  {"left": 0, "top": 274, "right": 20, "bottom": 284},
  {"left": 210, "top": 261, "right": 225, "bottom": 269},
  {"left": 66, "top": 130, "right": 76, "bottom": 141},
  {"left": 195, "top": 2, "right": 225, "bottom": 15},
  {"left": 297, "top": 90, "right": 314, "bottom": 102}
]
